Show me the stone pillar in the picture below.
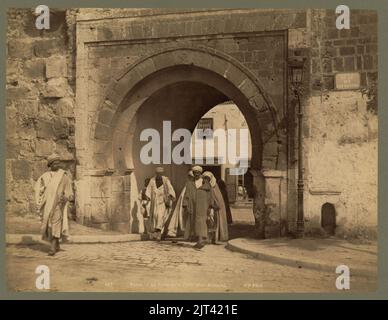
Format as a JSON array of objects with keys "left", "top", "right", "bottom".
[
  {"left": 76, "top": 169, "right": 134, "bottom": 233},
  {"left": 262, "top": 170, "right": 287, "bottom": 237},
  {"left": 251, "top": 169, "right": 288, "bottom": 238}
]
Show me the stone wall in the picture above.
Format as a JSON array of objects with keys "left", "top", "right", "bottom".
[
  {"left": 6, "top": 9, "right": 76, "bottom": 217},
  {"left": 304, "top": 92, "right": 377, "bottom": 237},
  {"left": 310, "top": 10, "right": 377, "bottom": 94},
  {"left": 302, "top": 10, "right": 378, "bottom": 237}
]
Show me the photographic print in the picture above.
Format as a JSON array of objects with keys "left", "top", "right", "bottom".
[{"left": 4, "top": 7, "right": 378, "bottom": 293}]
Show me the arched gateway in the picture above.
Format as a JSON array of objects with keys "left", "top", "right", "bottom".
[{"left": 77, "top": 45, "right": 284, "bottom": 234}]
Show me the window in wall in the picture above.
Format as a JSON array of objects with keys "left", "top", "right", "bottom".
[{"left": 196, "top": 118, "right": 214, "bottom": 139}]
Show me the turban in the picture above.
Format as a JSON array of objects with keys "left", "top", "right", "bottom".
[
  {"left": 47, "top": 153, "right": 60, "bottom": 167},
  {"left": 191, "top": 165, "right": 203, "bottom": 173},
  {"left": 155, "top": 166, "right": 164, "bottom": 173},
  {"left": 202, "top": 171, "right": 216, "bottom": 187}
]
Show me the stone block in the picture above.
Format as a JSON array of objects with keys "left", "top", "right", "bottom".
[
  {"left": 41, "top": 77, "right": 69, "bottom": 98},
  {"left": 7, "top": 86, "right": 35, "bottom": 100},
  {"left": 36, "top": 120, "right": 54, "bottom": 139},
  {"left": 133, "top": 57, "right": 156, "bottom": 78},
  {"left": 152, "top": 53, "right": 177, "bottom": 71},
  {"left": 94, "top": 140, "right": 112, "bottom": 155},
  {"left": 55, "top": 98, "right": 74, "bottom": 118},
  {"left": 110, "top": 192, "right": 130, "bottom": 222},
  {"left": 344, "top": 57, "right": 355, "bottom": 71},
  {"left": 7, "top": 59, "right": 21, "bottom": 80},
  {"left": 363, "top": 55, "right": 374, "bottom": 70},
  {"left": 123, "top": 175, "right": 131, "bottom": 192},
  {"left": 55, "top": 140, "right": 74, "bottom": 161},
  {"left": 238, "top": 79, "right": 257, "bottom": 99},
  {"left": 322, "top": 76, "right": 334, "bottom": 90},
  {"left": 23, "top": 59, "right": 45, "bottom": 78},
  {"left": 32, "top": 160, "right": 48, "bottom": 180},
  {"left": 111, "top": 222, "right": 130, "bottom": 233},
  {"left": 288, "top": 28, "right": 309, "bottom": 49},
  {"left": 35, "top": 139, "right": 54, "bottom": 157},
  {"left": 18, "top": 126, "right": 36, "bottom": 140},
  {"left": 15, "top": 99, "right": 39, "bottom": 118},
  {"left": 46, "top": 56, "right": 67, "bottom": 78},
  {"left": 91, "top": 176, "right": 111, "bottom": 198},
  {"left": 8, "top": 40, "right": 33, "bottom": 59},
  {"left": 6, "top": 140, "right": 20, "bottom": 159},
  {"left": 33, "top": 39, "right": 65, "bottom": 58},
  {"left": 97, "top": 108, "right": 114, "bottom": 125},
  {"left": 224, "top": 64, "right": 247, "bottom": 88},
  {"left": 53, "top": 117, "right": 69, "bottom": 139},
  {"left": 111, "top": 176, "right": 124, "bottom": 192},
  {"left": 90, "top": 198, "right": 110, "bottom": 224},
  {"left": 325, "top": 28, "right": 338, "bottom": 40},
  {"left": 339, "top": 46, "right": 355, "bottom": 56},
  {"left": 6, "top": 119, "right": 18, "bottom": 141},
  {"left": 92, "top": 153, "right": 108, "bottom": 168},
  {"left": 94, "top": 122, "right": 112, "bottom": 140},
  {"left": 11, "top": 159, "right": 32, "bottom": 180},
  {"left": 333, "top": 57, "right": 344, "bottom": 72}
]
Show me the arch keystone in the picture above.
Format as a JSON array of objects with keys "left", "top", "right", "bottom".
[{"left": 152, "top": 53, "right": 177, "bottom": 71}]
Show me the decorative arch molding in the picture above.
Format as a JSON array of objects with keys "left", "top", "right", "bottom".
[
  {"left": 90, "top": 44, "right": 279, "bottom": 172},
  {"left": 92, "top": 44, "right": 281, "bottom": 139}
]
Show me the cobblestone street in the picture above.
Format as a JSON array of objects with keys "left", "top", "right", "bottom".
[{"left": 6, "top": 241, "right": 376, "bottom": 293}]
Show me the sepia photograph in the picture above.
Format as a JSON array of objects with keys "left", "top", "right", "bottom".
[{"left": 4, "top": 7, "right": 378, "bottom": 293}]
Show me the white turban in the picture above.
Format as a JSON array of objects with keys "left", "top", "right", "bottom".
[
  {"left": 202, "top": 171, "right": 216, "bottom": 187},
  {"left": 191, "top": 165, "right": 203, "bottom": 173}
]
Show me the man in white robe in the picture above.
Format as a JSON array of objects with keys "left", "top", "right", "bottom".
[
  {"left": 35, "top": 153, "right": 74, "bottom": 256},
  {"left": 145, "top": 167, "right": 175, "bottom": 240},
  {"left": 165, "top": 170, "right": 194, "bottom": 238}
]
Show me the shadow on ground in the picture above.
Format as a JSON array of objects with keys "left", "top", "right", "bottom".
[{"left": 228, "top": 223, "right": 256, "bottom": 239}]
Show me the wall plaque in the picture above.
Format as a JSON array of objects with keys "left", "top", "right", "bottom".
[{"left": 335, "top": 72, "right": 361, "bottom": 90}]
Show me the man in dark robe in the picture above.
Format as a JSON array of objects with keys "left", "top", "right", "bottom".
[
  {"left": 203, "top": 172, "right": 229, "bottom": 243},
  {"left": 217, "top": 178, "right": 233, "bottom": 225}
]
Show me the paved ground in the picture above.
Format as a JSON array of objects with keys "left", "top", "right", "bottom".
[
  {"left": 6, "top": 216, "right": 122, "bottom": 235},
  {"left": 6, "top": 241, "right": 377, "bottom": 293},
  {"left": 228, "top": 238, "right": 377, "bottom": 276}
]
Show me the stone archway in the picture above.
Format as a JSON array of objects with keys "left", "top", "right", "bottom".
[{"left": 84, "top": 45, "right": 281, "bottom": 234}]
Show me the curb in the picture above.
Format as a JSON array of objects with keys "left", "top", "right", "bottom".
[
  {"left": 226, "top": 238, "right": 374, "bottom": 277},
  {"left": 6, "top": 233, "right": 144, "bottom": 245}
]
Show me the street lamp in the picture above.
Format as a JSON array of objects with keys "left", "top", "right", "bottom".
[{"left": 288, "top": 57, "right": 306, "bottom": 238}]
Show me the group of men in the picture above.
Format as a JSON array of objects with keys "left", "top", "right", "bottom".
[
  {"left": 140, "top": 165, "right": 232, "bottom": 249},
  {"left": 34, "top": 153, "right": 233, "bottom": 256}
]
